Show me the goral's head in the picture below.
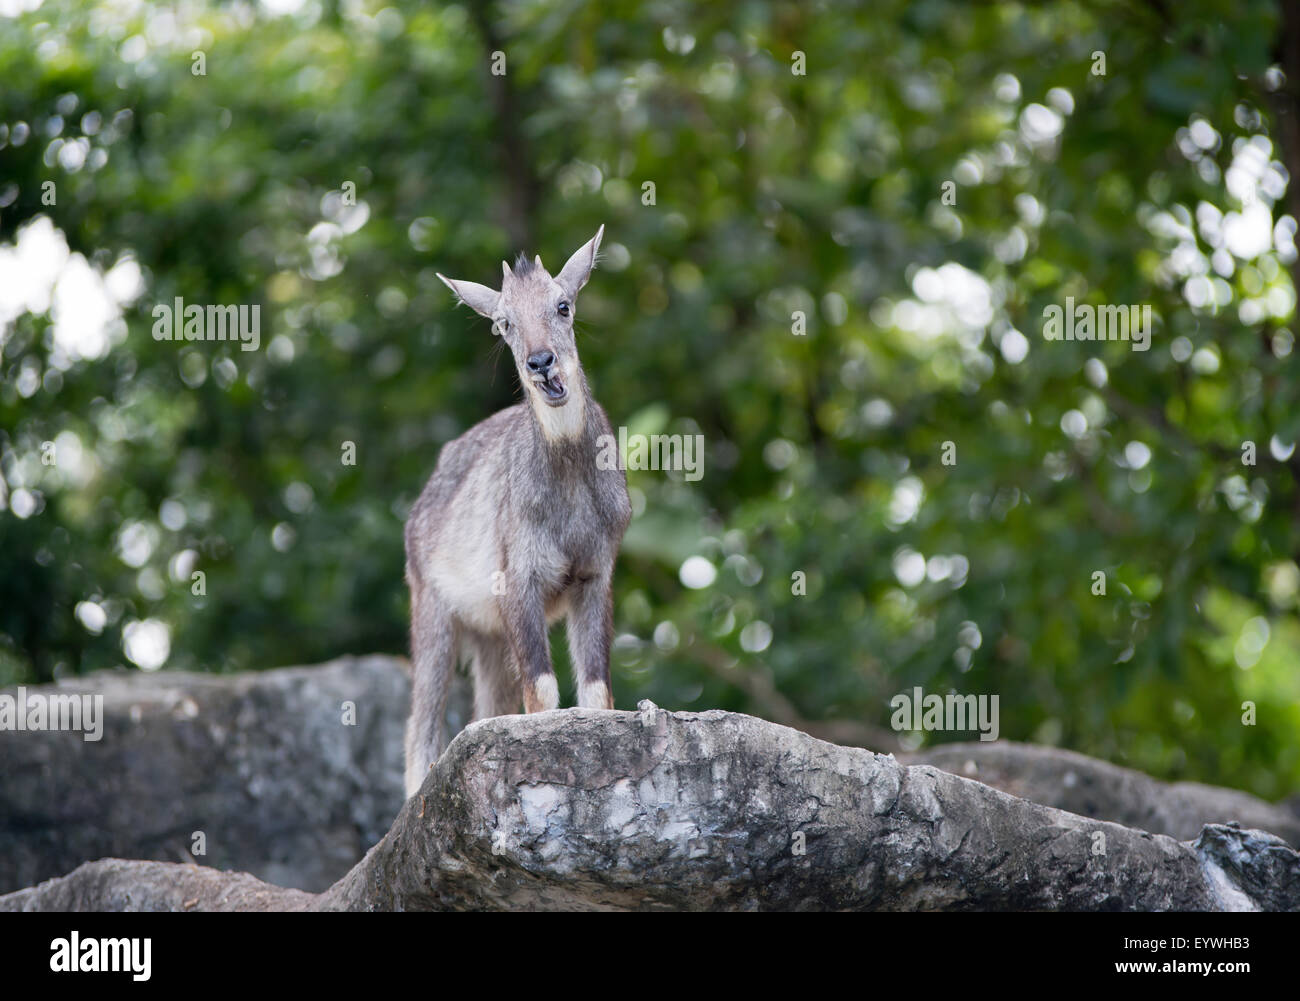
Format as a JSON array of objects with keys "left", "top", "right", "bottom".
[{"left": 438, "top": 226, "right": 604, "bottom": 412}]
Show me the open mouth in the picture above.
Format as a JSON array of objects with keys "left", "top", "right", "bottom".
[{"left": 533, "top": 373, "right": 568, "bottom": 405}]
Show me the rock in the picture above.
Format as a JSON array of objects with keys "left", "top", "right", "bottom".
[
  {"left": 1193, "top": 823, "right": 1300, "bottom": 911},
  {"left": 904, "top": 741, "right": 1300, "bottom": 848},
  {"left": 0, "top": 858, "right": 314, "bottom": 912},
  {"left": 4, "top": 704, "right": 1297, "bottom": 911},
  {"left": 0, "top": 655, "right": 447, "bottom": 894}
]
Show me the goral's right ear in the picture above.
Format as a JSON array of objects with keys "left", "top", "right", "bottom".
[{"left": 436, "top": 273, "right": 500, "bottom": 320}]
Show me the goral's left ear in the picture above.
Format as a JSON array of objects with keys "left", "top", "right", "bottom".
[{"left": 556, "top": 224, "right": 604, "bottom": 298}]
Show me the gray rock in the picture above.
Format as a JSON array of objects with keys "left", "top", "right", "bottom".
[
  {"left": 4, "top": 701, "right": 1297, "bottom": 911},
  {"left": 905, "top": 741, "right": 1300, "bottom": 848},
  {"left": 0, "top": 655, "right": 432, "bottom": 893}
]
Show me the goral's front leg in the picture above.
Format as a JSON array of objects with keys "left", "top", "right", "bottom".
[
  {"left": 500, "top": 570, "right": 559, "bottom": 713},
  {"left": 565, "top": 571, "right": 616, "bottom": 710}
]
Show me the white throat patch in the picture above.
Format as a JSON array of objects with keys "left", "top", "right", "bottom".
[{"left": 530, "top": 365, "right": 586, "bottom": 443}]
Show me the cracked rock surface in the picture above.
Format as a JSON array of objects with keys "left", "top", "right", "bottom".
[{"left": 3, "top": 698, "right": 1296, "bottom": 911}]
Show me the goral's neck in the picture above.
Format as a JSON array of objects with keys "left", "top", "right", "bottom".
[{"left": 529, "top": 367, "right": 590, "bottom": 447}]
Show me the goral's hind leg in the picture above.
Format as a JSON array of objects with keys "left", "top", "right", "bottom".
[{"left": 404, "top": 585, "right": 458, "bottom": 798}]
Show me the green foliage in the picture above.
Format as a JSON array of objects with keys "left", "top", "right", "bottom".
[{"left": 1, "top": 0, "right": 1296, "bottom": 797}]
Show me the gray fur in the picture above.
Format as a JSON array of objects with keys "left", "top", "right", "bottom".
[{"left": 404, "top": 227, "right": 630, "bottom": 797}]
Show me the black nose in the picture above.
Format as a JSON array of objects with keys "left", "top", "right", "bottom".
[{"left": 526, "top": 350, "right": 555, "bottom": 375}]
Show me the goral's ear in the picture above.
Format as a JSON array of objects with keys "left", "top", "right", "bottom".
[
  {"left": 436, "top": 273, "right": 500, "bottom": 320},
  {"left": 556, "top": 224, "right": 604, "bottom": 298}
]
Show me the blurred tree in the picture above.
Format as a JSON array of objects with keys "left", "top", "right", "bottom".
[{"left": 1, "top": 0, "right": 1297, "bottom": 797}]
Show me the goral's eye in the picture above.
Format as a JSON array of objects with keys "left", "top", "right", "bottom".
[
  {"left": 557, "top": 301, "right": 570, "bottom": 317},
  {"left": 493, "top": 317, "right": 509, "bottom": 336}
]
